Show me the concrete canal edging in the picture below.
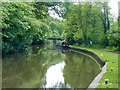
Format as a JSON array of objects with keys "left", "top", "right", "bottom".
[
  {"left": 69, "top": 46, "right": 105, "bottom": 67},
  {"left": 69, "top": 46, "right": 107, "bottom": 88},
  {"left": 88, "top": 62, "right": 107, "bottom": 89}
]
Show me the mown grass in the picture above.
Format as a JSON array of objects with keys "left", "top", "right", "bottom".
[{"left": 70, "top": 45, "right": 119, "bottom": 89}]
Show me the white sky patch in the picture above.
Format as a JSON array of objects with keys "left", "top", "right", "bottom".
[
  {"left": 48, "top": 7, "right": 63, "bottom": 20},
  {"left": 108, "top": 0, "right": 119, "bottom": 18},
  {"left": 44, "top": 61, "right": 65, "bottom": 88}
]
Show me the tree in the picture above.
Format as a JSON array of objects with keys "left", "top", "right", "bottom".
[
  {"left": 107, "top": 20, "right": 120, "bottom": 48},
  {"left": 2, "top": 2, "right": 35, "bottom": 54},
  {"left": 2, "top": 2, "right": 65, "bottom": 54},
  {"left": 62, "top": 2, "right": 111, "bottom": 46}
]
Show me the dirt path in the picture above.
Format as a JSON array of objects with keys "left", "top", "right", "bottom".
[{"left": 107, "top": 51, "right": 120, "bottom": 56}]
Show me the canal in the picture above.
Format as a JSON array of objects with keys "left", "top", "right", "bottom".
[{"left": 2, "top": 45, "right": 101, "bottom": 88}]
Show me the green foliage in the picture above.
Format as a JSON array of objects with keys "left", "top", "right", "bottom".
[
  {"left": 47, "top": 19, "right": 64, "bottom": 37},
  {"left": 107, "top": 21, "right": 120, "bottom": 47},
  {"left": 62, "top": 2, "right": 118, "bottom": 49},
  {"left": 33, "top": 2, "right": 48, "bottom": 19},
  {"left": 2, "top": 2, "right": 119, "bottom": 54},
  {"left": 2, "top": 2, "right": 35, "bottom": 54},
  {"left": 2, "top": 2, "right": 65, "bottom": 54},
  {"left": 63, "top": 3, "right": 105, "bottom": 45}
]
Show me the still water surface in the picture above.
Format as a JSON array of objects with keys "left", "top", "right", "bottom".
[{"left": 2, "top": 45, "right": 101, "bottom": 88}]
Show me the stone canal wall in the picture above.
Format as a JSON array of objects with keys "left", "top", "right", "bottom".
[{"left": 69, "top": 47, "right": 105, "bottom": 67}]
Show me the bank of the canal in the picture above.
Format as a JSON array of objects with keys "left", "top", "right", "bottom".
[{"left": 70, "top": 45, "right": 119, "bottom": 89}]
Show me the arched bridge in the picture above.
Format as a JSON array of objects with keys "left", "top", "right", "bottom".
[{"left": 47, "top": 37, "right": 64, "bottom": 41}]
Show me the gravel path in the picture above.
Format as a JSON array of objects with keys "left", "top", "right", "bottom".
[{"left": 108, "top": 51, "right": 120, "bottom": 56}]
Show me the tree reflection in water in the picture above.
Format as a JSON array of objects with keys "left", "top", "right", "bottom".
[
  {"left": 2, "top": 45, "right": 101, "bottom": 88},
  {"left": 63, "top": 51, "right": 101, "bottom": 88}
]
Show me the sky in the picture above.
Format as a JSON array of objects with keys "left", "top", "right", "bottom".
[{"left": 108, "top": 0, "right": 119, "bottom": 18}]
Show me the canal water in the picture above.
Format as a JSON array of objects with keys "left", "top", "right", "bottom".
[{"left": 2, "top": 45, "right": 101, "bottom": 88}]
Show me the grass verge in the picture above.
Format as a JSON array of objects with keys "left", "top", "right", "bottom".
[{"left": 70, "top": 45, "right": 119, "bottom": 89}]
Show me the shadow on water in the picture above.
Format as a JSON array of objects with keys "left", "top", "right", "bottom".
[{"left": 2, "top": 45, "right": 101, "bottom": 88}]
